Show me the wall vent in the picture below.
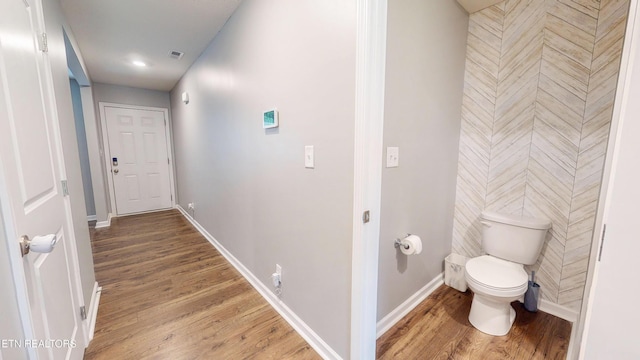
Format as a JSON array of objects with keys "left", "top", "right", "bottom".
[{"left": 168, "top": 50, "right": 184, "bottom": 60}]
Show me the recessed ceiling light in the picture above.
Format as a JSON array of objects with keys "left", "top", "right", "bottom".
[{"left": 132, "top": 60, "right": 147, "bottom": 67}]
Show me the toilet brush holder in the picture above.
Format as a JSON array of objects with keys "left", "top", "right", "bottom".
[{"left": 524, "top": 271, "right": 540, "bottom": 312}]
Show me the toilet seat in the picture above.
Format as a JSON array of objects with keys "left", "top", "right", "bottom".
[{"left": 465, "top": 255, "right": 528, "bottom": 297}]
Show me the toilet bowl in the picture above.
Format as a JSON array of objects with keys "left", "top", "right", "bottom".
[
  {"left": 465, "top": 211, "right": 551, "bottom": 336},
  {"left": 465, "top": 255, "right": 528, "bottom": 335}
]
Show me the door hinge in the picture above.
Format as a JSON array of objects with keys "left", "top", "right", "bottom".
[
  {"left": 167, "top": 158, "right": 170, "bottom": 165},
  {"left": 38, "top": 33, "right": 48, "bottom": 53},
  {"left": 80, "top": 306, "right": 87, "bottom": 320},
  {"left": 598, "top": 224, "right": 607, "bottom": 262},
  {"left": 61, "top": 180, "right": 69, "bottom": 196},
  {"left": 362, "top": 210, "right": 370, "bottom": 224}
]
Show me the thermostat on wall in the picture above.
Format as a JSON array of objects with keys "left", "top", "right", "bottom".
[{"left": 263, "top": 109, "right": 279, "bottom": 129}]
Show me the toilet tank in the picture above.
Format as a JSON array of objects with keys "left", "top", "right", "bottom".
[{"left": 480, "top": 211, "right": 551, "bottom": 265}]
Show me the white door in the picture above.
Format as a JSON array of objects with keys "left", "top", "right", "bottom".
[
  {"left": 104, "top": 106, "right": 172, "bottom": 215},
  {"left": 0, "top": 0, "right": 84, "bottom": 359},
  {"left": 582, "top": 3, "right": 640, "bottom": 357}
]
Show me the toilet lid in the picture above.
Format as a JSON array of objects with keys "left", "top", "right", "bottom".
[{"left": 466, "top": 255, "right": 528, "bottom": 289}]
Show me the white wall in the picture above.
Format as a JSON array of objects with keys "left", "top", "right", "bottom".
[
  {"left": 92, "top": 82, "right": 171, "bottom": 110},
  {"left": 43, "top": 0, "right": 96, "bottom": 311},
  {"left": 170, "top": 0, "right": 356, "bottom": 356},
  {"left": 70, "top": 78, "right": 96, "bottom": 217},
  {"left": 377, "top": 0, "right": 468, "bottom": 319}
]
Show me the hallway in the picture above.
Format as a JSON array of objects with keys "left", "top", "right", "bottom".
[{"left": 85, "top": 210, "right": 319, "bottom": 359}]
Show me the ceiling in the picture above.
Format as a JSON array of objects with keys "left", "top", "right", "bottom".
[{"left": 61, "top": 0, "right": 243, "bottom": 91}]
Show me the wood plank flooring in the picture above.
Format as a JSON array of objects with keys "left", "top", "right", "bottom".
[
  {"left": 84, "top": 210, "right": 320, "bottom": 359},
  {"left": 377, "top": 285, "right": 571, "bottom": 360},
  {"left": 85, "top": 209, "right": 571, "bottom": 359}
]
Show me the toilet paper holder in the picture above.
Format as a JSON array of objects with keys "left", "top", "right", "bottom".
[{"left": 394, "top": 234, "right": 412, "bottom": 250}]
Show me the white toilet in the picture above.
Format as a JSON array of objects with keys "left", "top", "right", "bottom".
[{"left": 464, "top": 210, "right": 551, "bottom": 336}]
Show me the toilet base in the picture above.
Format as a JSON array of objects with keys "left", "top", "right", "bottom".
[{"left": 468, "top": 293, "right": 517, "bottom": 336}]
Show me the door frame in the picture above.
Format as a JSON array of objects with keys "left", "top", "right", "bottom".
[
  {"left": 99, "top": 102, "right": 176, "bottom": 216},
  {"left": 573, "top": 0, "right": 640, "bottom": 357},
  {"left": 351, "top": 0, "right": 387, "bottom": 358}
]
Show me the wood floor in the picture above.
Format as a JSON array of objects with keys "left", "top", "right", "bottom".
[
  {"left": 377, "top": 285, "right": 572, "bottom": 360},
  {"left": 85, "top": 210, "right": 320, "bottom": 359},
  {"left": 85, "top": 209, "right": 571, "bottom": 359}
]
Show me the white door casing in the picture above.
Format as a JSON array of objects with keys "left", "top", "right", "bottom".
[
  {"left": 101, "top": 104, "right": 174, "bottom": 216},
  {"left": 351, "top": 0, "right": 387, "bottom": 358},
  {"left": 0, "top": 0, "right": 85, "bottom": 358},
  {"left": 580, "top": 0, "right": 640, "bottom": 357}
]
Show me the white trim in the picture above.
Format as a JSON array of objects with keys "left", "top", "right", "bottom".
[
  {"left": 567, "top": 318, "right": 581, "bottom": 360},
  {"left": 376, "top": 274, "right": 444, "bottom": 338},
  {"left": 87, "top": 282, "right": 101, "bottom": 342},
  {"left": 81, "top": 281, "right": 100, "bottom": 345},
  {"left": 80, "top": 86, "right": 109, "bottom": 224},
  {"left": 351, "top": 0, "right": 388, "bottom": 358},
  {"left": 538, "top": 300, "right": 579, "bottom": 323},
  {"left": 575, "top": 2, "right": 640, "bottom": 359},
  {"left": 87, "top": 215, "right": 97, "bottom": 221},
  {"left": 176, "top": 205, "right": 341, "bottom": 360},
  {"left": 98, "top": 102, "right": 176, "bottom": 216},
  {"left": 94, "top": 213, "right": 112, "bottom": 229},
  {"left": 371, "top": 273, "right": 578, "bottom": 340}
]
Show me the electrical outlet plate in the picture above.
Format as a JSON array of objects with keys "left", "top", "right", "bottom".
[
  {"left": 271, "top": 273, "right": 281, "bottom": 287},
  {"left": 272, "top": 264, "right": 282, "bottom": 288}
]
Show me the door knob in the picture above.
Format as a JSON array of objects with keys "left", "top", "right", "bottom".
[
  {"left": 113, "top": 169, "right": 119, "bottom": 174},
  {"left": 19, "top": 234, "right": 57, "bottom": 257}
]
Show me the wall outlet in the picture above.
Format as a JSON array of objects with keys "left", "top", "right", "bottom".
[
  {"left": 272, "top": 264, "right": 282, "bottom": 288},
  {"left": 187, "top": 202, "right": 195, "bottom": 210}
]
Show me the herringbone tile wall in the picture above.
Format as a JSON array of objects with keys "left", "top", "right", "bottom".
[{"left": 452, "top": 0, "right": 629, "bottom": 311}]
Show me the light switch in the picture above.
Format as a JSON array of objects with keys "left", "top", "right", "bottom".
[
  {"left": 305, "top": 145, "right": 314, "bottom": 168},
  {"left": 386, "top": 147, "right": 399, "bottom": 168}
]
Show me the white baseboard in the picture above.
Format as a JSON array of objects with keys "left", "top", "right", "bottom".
[
  {"left": 94, "top": 213, "right": 112, "bottom": 229},
  {"left": 566, "top": 316, "right": 581, "bottom": 360},
  {"left": 85, "top": 282, "right": 101, "bottom": 344},
  {"left": 176, "top": 205, "right": 342, "bottom": 360},
  {"left": 376, "top": 273, "right": 444, "bottom": 338},
  {"left": 87, "top": 215, "right": 97, "bottom": 221},
  {"left": 539, "top": 299, "right": 579, "bottom": 323}
]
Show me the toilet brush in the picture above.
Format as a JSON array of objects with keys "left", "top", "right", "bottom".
[{"left": 524, "top": 270, "right": 540, "bottom": 312}]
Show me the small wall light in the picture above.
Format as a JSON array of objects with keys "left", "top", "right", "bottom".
[{"left": 182, "top": 92, "right": 189, "bottom": 104}]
